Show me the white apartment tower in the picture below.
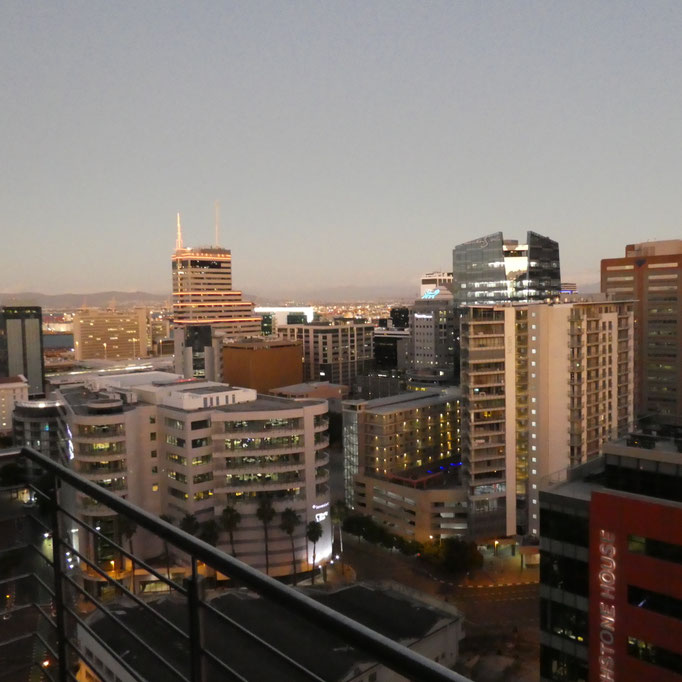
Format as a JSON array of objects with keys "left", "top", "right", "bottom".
[
  {"left": 54, "top": 371, "right": 332, "bottom": 592},
  {"left": 460, "top": 296, "right": 634, "bottom": 539}
]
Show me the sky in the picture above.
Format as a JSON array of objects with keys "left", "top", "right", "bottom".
[{"left": 1, "top": 2, "right": 681, "bottom": 300}]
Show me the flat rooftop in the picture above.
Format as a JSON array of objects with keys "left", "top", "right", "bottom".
[{"left": 345, "top": 388, "right": 460, "bottom": 415}]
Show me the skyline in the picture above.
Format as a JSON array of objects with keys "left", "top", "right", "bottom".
[{"left": 2, "top": 2, "right": 681, "bottom": 296}]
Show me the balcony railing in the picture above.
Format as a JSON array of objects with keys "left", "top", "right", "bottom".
[{"left": 0, "top": 447, "right": 470, "bottom": 682}]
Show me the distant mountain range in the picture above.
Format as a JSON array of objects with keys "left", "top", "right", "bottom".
[
  {"left": 0, "top": 291, "right": 170, "bottom": 308},
  {"left": 0, "top": 281, "right": 598, "bottom": 308}
]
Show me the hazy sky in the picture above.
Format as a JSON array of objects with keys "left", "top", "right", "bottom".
[{"left": 1, "top": 2, "right": 680, "bottom": 299}]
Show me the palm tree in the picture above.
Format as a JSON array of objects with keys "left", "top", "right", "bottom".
[
  {"left": 330, "top": 501, "right": 348, "bottom": 554},
  {"left": 200, "top": 520, "right": 220, "bottom": 546},
  {"left": 256, "top": 494, "right": 275, "bottom": 575},
  {"left": 306, "top": 521, "right": 323, "bottom": 585},
  {"left": 159, "top": 514, "right": 174, "bottom": 585},
  {"left": 179, "top": 513, "right": 200, "bottom": 536},
  {"left": 280, "top": 508, "right": 301, "bottom": 586},
  {"left": 221, "top": 505, "right": 242, "bottom": 558}
]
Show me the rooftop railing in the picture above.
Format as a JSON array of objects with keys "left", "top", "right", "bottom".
[{"left": 0, "top": 446, "right": 471, "bottom": 682}]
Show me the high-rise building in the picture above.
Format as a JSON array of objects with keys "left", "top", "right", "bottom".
[
  {"left": 409, "top": 288, "right": 457, "bottom": 383},
  {"left": 53, "top": 371, "right": 331, "bottom": 586},
  {"left": 343, "top": 389, "right": 463, "bottom": 539},
  {"left": 280, "top": 323, "right": 374, "bottom": 385},
  {"left": 539, "top": 433, "right": 682, "bottom": 682},
  {"left": 172, "top": 214, "right": 260, "bottom": 378},
  {"left": 73, "top": 308, "right": 148, "bottom": 360},
  {"left": 0, "top": 306, "right": 44, "bottom": 396},
  {"left": 601, "top": 240, "right": 682, "bottom": 427},
  {"left": 460, "top": 296, "right": 634, "bottom": 539},
  {"left": 453, "top": 231, "right": 561, "bottom": 307}
]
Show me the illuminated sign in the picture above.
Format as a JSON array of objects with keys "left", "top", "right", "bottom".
[
  {"left": 312, "top": 502, "right": 329, "bottom": 510},
  {"left": 598, "top": 529, "right": 616, "bottom": 680},
  {"left": 315, "top": 511, "right": 328, "bottom": 523},
  {"left": 414, "top": 314, "right": 433, "bottom": 320},
  {"left": 421, "top": 289, "right": 440, "bottom": 300}
]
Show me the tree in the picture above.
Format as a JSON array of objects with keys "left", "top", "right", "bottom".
[
  {"left": 118, "top": 516, "right": 137, "bottom": 557},
  {"left": 330, "top": 501, "right": 348, "bottom": 554},
  {"left": 306, "top": 521, "right": 323, "bottom": 585},
  {"left": 179, "top": 514, "right": 200, "bottom": 536},
  {"left": 256, "top": 494, "right": 275, "bottom": 576},
  {"left": 221, "top": 505, "right": 242, "bottom": 558},
  {"left": 200, "top": 520, "right": 220, "bottom": 546},
  {"left": 280, "top": 508, "right": 301, "bottom": 586}
]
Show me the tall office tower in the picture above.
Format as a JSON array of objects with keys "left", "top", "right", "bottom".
[
  {"left": 73, "top": 308, "right": 148, "bottom": 360},
  {"left": 343, "top": 389, "right": 463, "bottom": 539},
  {"left": 539, "top": 433, "right": 682, "bottom": 682},
  {"left": 172, "top": 214, "right": 260, "bottom": 378},
  {"left": 409, "top": 288, "right": 457, "bottom": 384},
  {"left": 53, "top": 371, "right": 331, "bottom": 588},
  {"left": 460, "top": 296, "right": 634, "bottom": 540},
  {"left": 0, "top": 306, "right": 45, "bottom": 396},
  {"left": 601, "top": 240, "right": 682, "bottom": 427},
  {"left": 280, "top": 323, "right": 374, "bottom": 385},
  {"left": 420, "top": 272, "right": 453, "bottom": 297},
  {"left": 452, "top": 231, "right": 561, "bottom": 306}
]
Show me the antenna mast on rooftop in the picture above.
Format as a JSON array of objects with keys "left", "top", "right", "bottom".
[
  {"left": 176, "top": 212, "right": 184, "bottom": 251},
  {"left": 214, "top": 200, "right": 220, "bottom": 247}
]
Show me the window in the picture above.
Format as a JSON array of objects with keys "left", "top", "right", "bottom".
[
  {"left": 191, "top": 419, "right": 210, "bottom": 430},
  {"left": 149, "top": 416, "right": 156, "bottom": 424},
  {"left": 152, "top": 484, "right": 159, "bottom": 492},
  {"left": 150, "top": 450, "right": 157, "bottom": 459},
  {"left": 629, "top": 585, "right": 682, "bottom": 622},
  {"left": 151, "top": 466, "right": 158, "bottom": 474},
  {"left": 628, "top": 637, "right": 682, "bottom": 675},
  {"left": 629, "top": 535, "right": 682, "bottom": 565},
  {"left": 150, "top": 432, "right": 157, "bottom": 442}
]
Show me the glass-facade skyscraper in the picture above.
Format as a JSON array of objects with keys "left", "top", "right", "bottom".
[{"left": 452, "top": 231, "right": 561, "bottom": 306}]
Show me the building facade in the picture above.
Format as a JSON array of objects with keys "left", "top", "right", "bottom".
[
  {"left": 409, "top": 288, "right": 457, "bottom": 383},
  {"left": 73, "top": 308, "right": 148, "bottom": 361},
  {"left": 342, "top": 389, "right": 460, "bottom": 518},
  {"left": 601, "top": 239, "right": 682, "bottom": 427},
  {"left": 53, "top": 371, "right": 332, "bottom": 589},
  {"left": 540, "top": 434, "right": 682, "bottom": 682},
  {"left": 460, "top": 297, "right": 634, "bottom": 540},
  {"left": 221, "top": 338, "right": 303, "bottom": 393},
  {"left": 0, "top": 306, "right": 44, "bottom": 396},
  {"left": 0, "top": 375, "right": 28, "bottom": 435},
  {"left": 280, "top": 323, "right": 374, "bottom": 386},
  {"left": 420, "top": 272, "right": 453, "bottom": 297},
  {"left": 453, "top": 231, "right": 561, "bottom": 307}
]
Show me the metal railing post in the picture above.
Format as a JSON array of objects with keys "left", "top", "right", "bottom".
[
  {"left": 49, "top": 472, "right": 69, "bottom": 682},
  {"left": 187, "top": 557, "right": 204, "bottom": 682}
]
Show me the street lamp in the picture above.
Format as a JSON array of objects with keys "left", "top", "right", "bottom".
[
  {"left": 494, "top": 540, "right": 500, "bottom": 556},
  {"left": 103, "top": 342, "right": 107, "bottom": 360}
]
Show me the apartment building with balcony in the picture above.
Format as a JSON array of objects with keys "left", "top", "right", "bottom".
[
  {"left": 343, "top": 389, "right": 463, "bottom": 541},
  {"left": 460, "top": 296, "right": 634, "bottom": 540},
  {"left": 53, "top": 371, "right": 331, "bottom": 590}
]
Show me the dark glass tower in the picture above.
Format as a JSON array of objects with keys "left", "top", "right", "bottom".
[
  {"left": 452, "top": 231, "right": 561, "bottom": 306},
  {"left": 0, "top": 306, "right": 44, "bottom": 396}
]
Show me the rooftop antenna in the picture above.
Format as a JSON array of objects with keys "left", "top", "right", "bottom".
[
  {"left": 176, "top": 212, "right": 184, "bottom": 250},
  {"left": 214, "top": 200, "right": 220, "bottom": 247}
]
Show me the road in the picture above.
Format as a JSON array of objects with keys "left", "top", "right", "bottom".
[{"left": 341, "top": 533, "right": 540, "bottom": 679}]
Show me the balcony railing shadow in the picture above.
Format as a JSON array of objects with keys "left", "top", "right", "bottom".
[{"left": 0, "top": 447, "right": 470, "bottom": 682}]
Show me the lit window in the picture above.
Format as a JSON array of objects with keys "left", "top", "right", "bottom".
[{"left": 152, "top": 484, "right": 159, "bottom": 492}]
